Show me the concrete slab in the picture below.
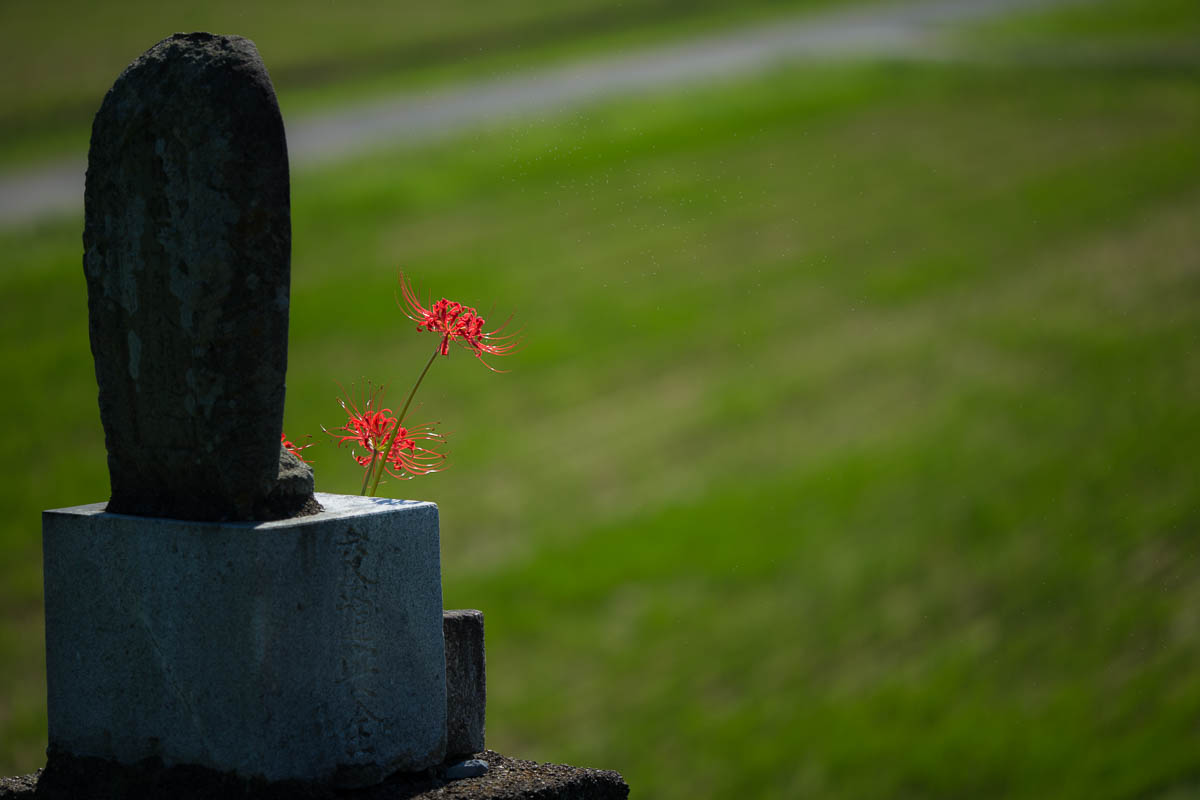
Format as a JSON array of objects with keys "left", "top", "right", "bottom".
[{"left": 42, "top": 493, "right": 447, "bottom": 785}]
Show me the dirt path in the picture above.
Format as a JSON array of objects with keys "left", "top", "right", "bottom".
[{"left": 0, "top": 0, "right": 1091, "bottom": 228}]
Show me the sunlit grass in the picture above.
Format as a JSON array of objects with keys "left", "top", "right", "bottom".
[
  {"left": 972, "top": 0, "right": 1200, "bottom": 42},
  {"left": 960, "top": 0, "right": 1200, "bottom": 70}
]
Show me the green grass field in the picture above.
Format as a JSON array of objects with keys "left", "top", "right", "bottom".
[
  {"left": 3, "top": 0, "right": 1200, "bottom": 796},
  {"left": 0, "top": 0, "right": 861, "bottom": 167}
]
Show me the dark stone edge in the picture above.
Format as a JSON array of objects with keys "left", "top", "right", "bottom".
[{"left": 0, "top": 750, "right": 628, "bottom": 800}]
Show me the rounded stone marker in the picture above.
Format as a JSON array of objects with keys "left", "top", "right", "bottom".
[{"left": 83, "top": 33, "right": 301, "bottom": 521}]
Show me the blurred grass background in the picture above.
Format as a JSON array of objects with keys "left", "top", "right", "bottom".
[
  {"left": 3, "top": 0, "right": 1200, "bottom": 797},
  {"left": 0, "top": 0, "right": 847, "bottom": 167}
]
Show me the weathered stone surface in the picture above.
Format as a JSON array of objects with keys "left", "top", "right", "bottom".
[
  {"left": 259, "top": 445, "right": 322, "bottom": 520},
  {"left": 444, "top": 759, "right": 489, "bottom": 780},
  {"left": 1, "top": 751, "right": 630, "bottom": 799},
  {"left": 42, "top": 494, "right": 446, "bottom": 784},
  {"left": 83, "top": 32, "right": 296, "bottom": 521},
  {"left": 444, "top": 609, "right": 487, "bottom": 758}
]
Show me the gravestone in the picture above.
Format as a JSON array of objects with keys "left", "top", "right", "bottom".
[
  {"left": 44, "top": 33, "right": 449, "bottom": 786},
  {"left": 83, "top": 32, "right": 306, "bottom": 521},
  {"left": 31, "top": 29, "right": 630, "bottom": 798}
]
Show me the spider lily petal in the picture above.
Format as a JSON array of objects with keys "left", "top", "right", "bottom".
[{"left": 281, "top": 432, "right": 313, "bottom": 463}]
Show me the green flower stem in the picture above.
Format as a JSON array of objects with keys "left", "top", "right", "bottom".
[
  {"left": 360, "top": 449, "right": 376, "bottom": 496},
  {"left": 396, "top": 344, "right": 441, "bottom": 427},
  {"left": 364, "top": 343, "right": 441, "bottom": 497}
]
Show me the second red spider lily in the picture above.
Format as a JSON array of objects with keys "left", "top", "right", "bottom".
[{"left": 324, "top": 385, "right": 446, "bottom": 493}]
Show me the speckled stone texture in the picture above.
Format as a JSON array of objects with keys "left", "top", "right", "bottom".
[
  {"left": 42, "top": 494, "right": 446, "bottom": 785},
  {"left": 444, "top": 610, "right": 486, "bottom": 758},
  {"left": 0, "top": 751, "right": 629, "bottom": 799},
  {"left": 83, "top": 32, "right": 299, "bottom": 521}
]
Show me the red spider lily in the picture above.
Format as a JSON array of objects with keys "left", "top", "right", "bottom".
[
  {"left": 324, "top": 387, "right": 446, "bottom": 482},
  {"left": 281, "top": 432, "right": 313, "bottom": 463},
  {"left": 398, "top": 272, "right": 521, "bottom": 371}
]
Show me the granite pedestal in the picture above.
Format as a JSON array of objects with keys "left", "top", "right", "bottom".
[{"left": 42, "top": 493, "right": 447, "bottom": 785}]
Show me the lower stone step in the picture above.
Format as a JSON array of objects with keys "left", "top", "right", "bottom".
[{"left": 0, "top": 750, "right": 629, "bottom": 800}]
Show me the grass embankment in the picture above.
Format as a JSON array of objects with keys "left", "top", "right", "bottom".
[
  {"left": 962, "top": 0, "right": 1200, "bottom": 69},
  {"left": 2, "top": 9, "right": 1200, "bottom": 799},
  {"left": 0, "top": 0, "right": 865, "bottom": 168},
  {"left": 972, "top": 0, "right": 1200, "bottom": 44}
]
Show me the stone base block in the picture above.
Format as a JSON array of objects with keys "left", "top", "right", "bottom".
[
  {"left": 0, "top": 751, "right": 630, "bottom": 800},
  {"left": 443, "top": 610, "right": 486, "bottom": 757},
  {"left": 42, "top": 493, "right": 447, "bottom": 785}
]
